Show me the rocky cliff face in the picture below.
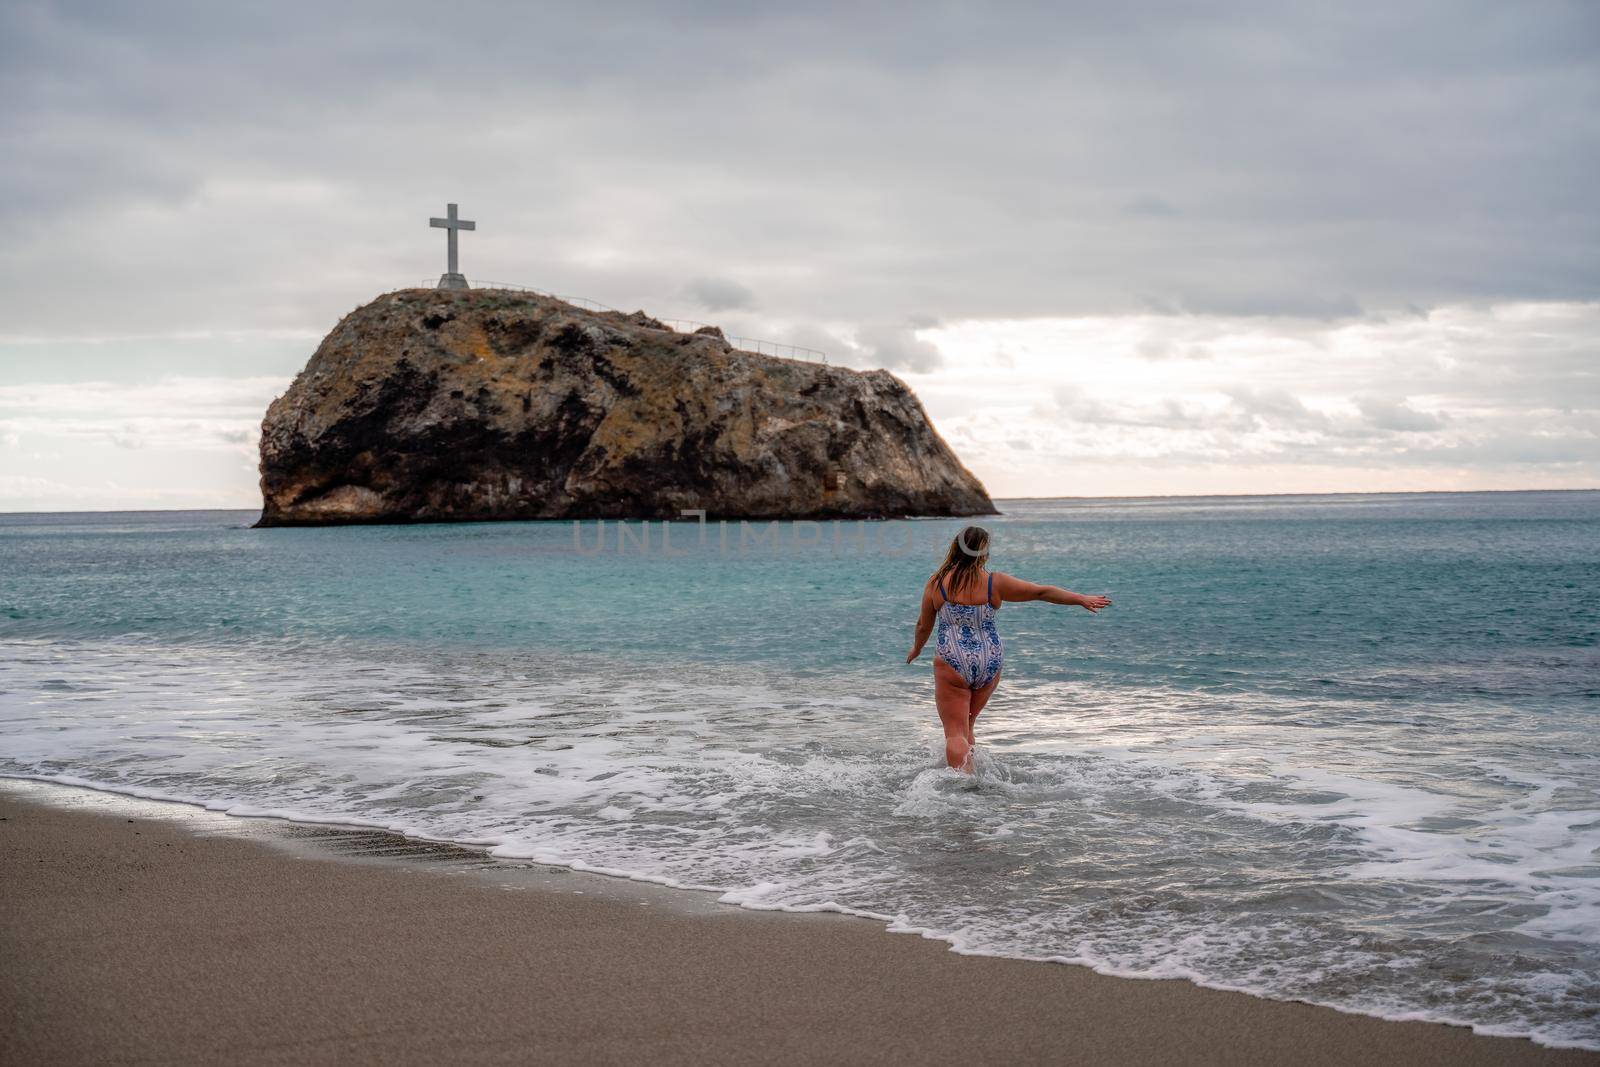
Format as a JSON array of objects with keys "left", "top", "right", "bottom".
[{"left": 256, "top": 288, "right": 995, "bottom": 526}]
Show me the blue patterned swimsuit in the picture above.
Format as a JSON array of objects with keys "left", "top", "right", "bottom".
[{"left": 935, "top": 573, "right": 1004, "bottom": 690}]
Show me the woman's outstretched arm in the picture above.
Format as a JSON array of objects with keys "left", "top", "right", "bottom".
[
  {"left": 993, "top": 572, "right": 1112, "bottom": 613},
  {"left": 907, "top": 583, "right": 938, "bottom": 662}
]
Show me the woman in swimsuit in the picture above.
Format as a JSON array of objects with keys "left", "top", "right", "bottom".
[{"left": 906, "top": 526, "right": 1112, "bottom": 773}]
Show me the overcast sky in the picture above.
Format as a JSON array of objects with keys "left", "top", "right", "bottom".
[{"left": 2, "top": 0, "right": 1596, "bottom": 508}]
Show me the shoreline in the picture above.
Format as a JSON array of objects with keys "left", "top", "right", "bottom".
[{"left": 3, "top": 779, "right": 1594, "bottom": 1065}]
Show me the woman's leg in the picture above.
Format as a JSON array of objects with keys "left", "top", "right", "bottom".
[
  {"left": 966, "top": 670, "right": 1001, "bottom": 746},
  {"left": 933, "top": 659, "right": 974, "bottom": 772}
]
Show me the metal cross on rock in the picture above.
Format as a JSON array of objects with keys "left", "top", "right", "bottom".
[{"left": 430, "top": 203, "right": 476, "bottom": 290}]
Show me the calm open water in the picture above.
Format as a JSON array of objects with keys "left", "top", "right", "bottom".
[{"left": 2, "top": 491, "right": 1597, "bottom": 1048}]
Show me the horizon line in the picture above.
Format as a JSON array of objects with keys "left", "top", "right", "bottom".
[{"left": 2, "top": 485, "right": 1596, "bottom": 517}]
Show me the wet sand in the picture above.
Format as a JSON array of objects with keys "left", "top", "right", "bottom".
[{"left": 2, "top": 780, "right": 1594, "bottom": 1066}]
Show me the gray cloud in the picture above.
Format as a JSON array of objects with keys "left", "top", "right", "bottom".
[
  {"left": 683, "top": 276, "right": 755, "bottom": 312},
  {"left": 1, "top": 0, "right": 1596, "bottom": 344},
  {"left": 1134, "top": 338, "right": 1213, "bottom": 361},
  {"left": 1356, "top": 395, "right": 1448, "bottom": 433},
  {"left": 855, "top": 323, "right": 944, "bottom": 373},
  {"left": 1122, "top": 195, "right": 1180, "bottom": 219},
  {"left": 1223, "top": 387, "right": 1330, "bottom": 431},
  {"left": 1048, "top": 387, "right": 1217, "bottom": 431}
]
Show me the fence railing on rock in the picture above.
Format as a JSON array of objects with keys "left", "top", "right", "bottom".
[{"left": 415, "top": 279, "right": 828, "bottom": 364}]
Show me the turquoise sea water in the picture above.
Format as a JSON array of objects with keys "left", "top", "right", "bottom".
[{"left": 2, "top": 491, "right": 1597, "bottom": 1047}]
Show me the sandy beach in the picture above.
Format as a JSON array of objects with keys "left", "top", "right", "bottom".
[{"left": 1, "top": 780, "right": 1593, "bottom": 1066}]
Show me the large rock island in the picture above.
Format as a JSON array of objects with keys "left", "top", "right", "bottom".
[{"left": 256, "top": 288, "right": 995, "bottom": 525}]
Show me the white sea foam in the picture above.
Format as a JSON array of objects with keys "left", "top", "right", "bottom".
[{"left": 2, "top": 636, "right": 1598, "bottom": 1050}]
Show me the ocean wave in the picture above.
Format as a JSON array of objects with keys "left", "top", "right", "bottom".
[{"left": 3, "top": 634, "right": 1598, "bottom": 1049}]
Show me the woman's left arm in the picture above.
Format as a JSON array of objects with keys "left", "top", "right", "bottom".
[
  {"left": 907, "top": 585, "right": 937, "bottom": 663},
  {"left": 993, "top": 572, "right": 1112, "bottom": 612}
]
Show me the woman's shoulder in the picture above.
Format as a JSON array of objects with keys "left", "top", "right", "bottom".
[{"left": 986, "top": 570, "right": 1017, "bottom": 597}]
